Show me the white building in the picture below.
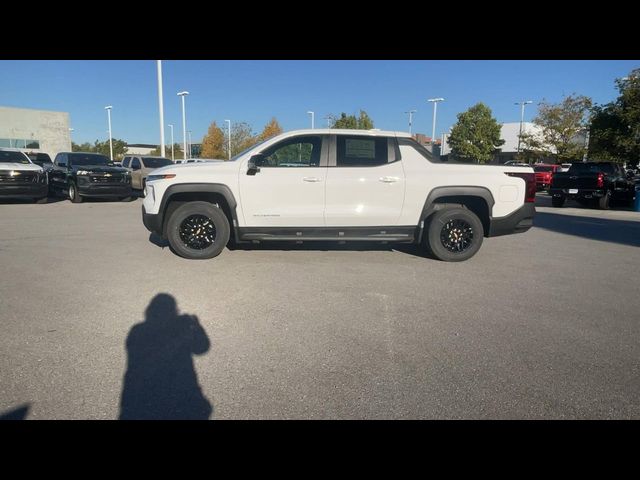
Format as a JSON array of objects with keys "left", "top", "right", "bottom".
[
  {"left": 126, "top": 144, "right": 158, "bottom": 155},
  {"left": 0, "top": 105, "right": 71, "bottom": 157}
]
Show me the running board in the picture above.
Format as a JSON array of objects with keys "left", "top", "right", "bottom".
[{"left": 238, "top": 226, "right": 417, "bottom": 243}]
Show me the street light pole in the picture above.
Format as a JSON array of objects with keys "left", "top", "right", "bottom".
[
  {"left": 105, "top": 106, "right": 113, "bottom": 161},
  {"left": 177, "top": 91, "right": 189, "bottom": 160},
  {"left": 157, "top": 60, "right": 165, "bottom": 158},
  {"left": 515, "top": 100, "right": 533, "bottom": 154},
  {"left": 168, "top": 124, "right": 174, "bottom": 161},
  {"left": 427, "top": 98, "right": 444, "bottom": 144},
  {"left": 404, "top": 109, "right": 417, "bottom": 135},
  {"left": 307, "top": 111, "right": 315, "bottom": 129},
  {"left": 188, "top": 130, "right": 192, "bottom": 158},
  {"left": 225, "top": 119, "right": 231, "bottom": 160}
]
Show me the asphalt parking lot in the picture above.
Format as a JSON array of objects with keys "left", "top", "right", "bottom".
[{"left": 1, "top": 193, "right": 639, "bottom": 419}]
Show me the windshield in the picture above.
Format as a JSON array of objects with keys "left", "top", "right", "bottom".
[
  {"left": 0, "top": 150, "right": 31, "bottom": 164},
  {"left": 569, "top": 163, "right": 615, "bottom": 175},
  {"left": 68, "top": 153, "right": 111, "bottom": 167},
  {"left": 230, "top": 139, "right": 269, "bottom": 161},
  {"left": 534, "top": 166, "right": 554, "bottom": 172},
  {"left": 142, "top": 157, "right": 172, "bottom": 168}
]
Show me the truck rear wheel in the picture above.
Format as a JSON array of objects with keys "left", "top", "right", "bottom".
[
  {"left": 424, "top": 207, "right": 484, "bottom": 262},
  {"left": 166, "top": 201, "right": 230, "bottom": 259},
  {"left": 552, "top": 196, "right": 565, "bottom": 207}
]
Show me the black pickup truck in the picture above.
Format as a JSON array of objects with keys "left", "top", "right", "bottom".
[
  {"left": 49, "top": 152, "right": 132, "bottom": 203},
  {"left": 549, "top": 162, "right": 636, "bottom": 209}
]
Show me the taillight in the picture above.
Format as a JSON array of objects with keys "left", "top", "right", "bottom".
[
  {"left": 506, "top": 172, "right": 536, "bottom": 203},
  {"left": 597, "top": 172, "right": 604, "bottom": 188}
]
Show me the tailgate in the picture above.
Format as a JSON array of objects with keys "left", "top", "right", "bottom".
[{"left": 552, "top": 173, "right": 599, "bottom": 189}]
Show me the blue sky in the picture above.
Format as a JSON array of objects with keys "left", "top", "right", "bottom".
[{"left": 0, "top": 60, "right": 638, "bottom": 145}]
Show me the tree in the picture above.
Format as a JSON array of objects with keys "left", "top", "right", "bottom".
[
  {"left": 589, "top": 69, "right": 640, "bottom": 166},
  {"left": 72, "top": 142, "right": 93, "bottom": 152},
  {"left": 229, "top": 121, "right": 256, "bottom": 157},
  {"left": 258, "top": 117, "right": 283, "bottom": 141},
  {"left": 522, "top": 94, "right": 592, "bottom": 164},
  {"left": 89, "top": 138, "right": 128, "bottom": 160},
  {"left": 331, "top": 110, "right": 375, "bottom": 129},
  {"left": 447, "top": 103, "right": 505, "bottom": 164},
  {"left": 200, "top": 122, "right": 226, "bottom": 159}
]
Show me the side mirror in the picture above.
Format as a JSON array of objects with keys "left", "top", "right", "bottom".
[{"left": 247, "top": 154, "right": 264, "bottom": 176}]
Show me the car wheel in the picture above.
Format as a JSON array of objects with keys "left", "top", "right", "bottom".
[
  {"left": 551, "top": 196, "right": 565, "bottom": 207},
  {"left": 598, "top": 192, "right": 610, "bottom": 210},
  {"left": 166, "top": 201, "right": 230, "bottom": 260},
  {"left": 424, "top": 206, "right": 484, "bottom": 262},
  {"left": 68, "top": 182, "right": 82, "bottom": 203}
]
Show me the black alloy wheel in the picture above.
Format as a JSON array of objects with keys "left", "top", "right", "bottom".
[{"left": 179, "top": 214, "right": 217, "bottom": 250}]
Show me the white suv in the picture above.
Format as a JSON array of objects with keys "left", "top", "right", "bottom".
[{"left": 142, "top": 129, "right": 536, "bottom": 261}]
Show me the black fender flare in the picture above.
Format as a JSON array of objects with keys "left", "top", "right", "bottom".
[
  {"left": 159, "top": 183, "right": 239, "bottom": 236},
  {"left": 417, "top": 186, "right": 495, "bottom": 243}
]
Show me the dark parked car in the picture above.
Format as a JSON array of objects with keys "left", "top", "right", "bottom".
[
  {"left": 26, "top": 152, "right": 54, "bottom": 173},
  {"left": 0, "top": 148, "right": 48, "bottom": 203},
  {"left": 549, "top": 162, "right": 636, "bottom": 209},
  {"left": 49, "top": 152, "right": 132, "bottom": 203}
]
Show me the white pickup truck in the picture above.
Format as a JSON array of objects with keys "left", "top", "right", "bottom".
[{"left": 142, "top": 129, "right": 536, "bottom": 261}]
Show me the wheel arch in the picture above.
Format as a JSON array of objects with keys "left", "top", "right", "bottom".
[
  {"left": 417, "top": 186, "right": 494, "bottom": 242},
  {"left": 159, "top": 183, "right": 239, "bottom": 240}
]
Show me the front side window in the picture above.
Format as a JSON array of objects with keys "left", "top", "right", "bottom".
[
  {"left": 131, "top": 158, "right": 141, "bottom": 170},
  {"left": 336, "top": 136, "right": 388, "bottom": 167},
  {"left": 260, "top": 136, "right": 322, "bottom": 167},
  {"left": 122, "top": 157, "right": 131, "bottom": 168}
]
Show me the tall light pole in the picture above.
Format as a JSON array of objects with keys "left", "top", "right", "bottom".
[
  {"left": 404, "top": 109, "right": 417, "bottom": 135},
  {"left": 188, "top": 130, "right": 192, "bottom": 158},
  {"left": 177, "top": 91, "right": 189, "bottom": 160},
  {"left": 427, "top": 98, "right": 444, "bottom": 144},
  {"left": 515, "top": 100, "right": 533, "bottom": 154},
  {"left": 307, "top": 111, "right": 315, "bottom": 129},
  {"left": 104, "top": 106, "right": 113, "bottom": 161},
  {"left": 224, "top": 119, "right": 231, "bottom": 160},
  {"left": 167, "top": 124, "right": 174, "bottom": 161},
  {"left": 157, "top": 60, "right": 165, "bottom": 157}
]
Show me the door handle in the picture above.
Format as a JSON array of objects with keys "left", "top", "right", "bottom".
[
  {"left": 379, "top": 176, "right": 399, "bottom": 183},
  {"left": 303, "top": 177, "right": 322, "bottom": 182}
]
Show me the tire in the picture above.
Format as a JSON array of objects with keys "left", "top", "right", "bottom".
[
  {"left": 68, "top": 182, "right": 82, "bottom": 203},
  {"left": 166, "top": 201, "right": 230, "bottom": 260},
  {"left": 598, "top": 192, "right": 610, "bottom": 210},
  {"left": 424, "top": 206, "right": 484, "bottom": 262},
  {"left": 552, "top": 196, "right": 565, "bottom": 207}
]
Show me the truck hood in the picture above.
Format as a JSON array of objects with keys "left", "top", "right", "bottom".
[
  {"left": 150, "top": 160, "right": 237, "bottom": 176},
  {"left": 0, "top": 162, "right": 44, "bottom": 173},
  {"left": 71, "top": 165, "right": 128, "bottom": 174}
]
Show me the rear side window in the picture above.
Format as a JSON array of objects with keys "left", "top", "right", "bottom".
[
  {"left": 397, "top": 137, "right": 436, "bottom": 162},
  {"left": 336, "top": 136, "right": 388, "bottom": 167},
  {"left": 131, "top": 158, "right": 141, "bottom": 169}
]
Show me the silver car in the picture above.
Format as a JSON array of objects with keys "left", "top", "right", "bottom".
[{"left": 122, "top": 156, "right": 173, "bottom": 190}]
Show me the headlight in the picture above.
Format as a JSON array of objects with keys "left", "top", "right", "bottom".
[
  {"left": 77, "top": 170, "right": 90, "bottom": 175},
  {"left": 147, "top": 174, "right": 176, "bottom": 182}
]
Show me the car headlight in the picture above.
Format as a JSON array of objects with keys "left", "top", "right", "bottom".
[
  {"left": 147, "top": 174, "right": 176, "bottom": 182},
  {"left": 77, "top": 170, "right": 90, "bottom": 175}
]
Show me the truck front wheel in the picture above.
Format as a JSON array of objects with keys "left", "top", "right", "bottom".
[
  {"left": 424, "top": 207, "right": 484, "bottom": 262},
  {"left": 166, "top": 201, "right": 230, "bottom": 259}
]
